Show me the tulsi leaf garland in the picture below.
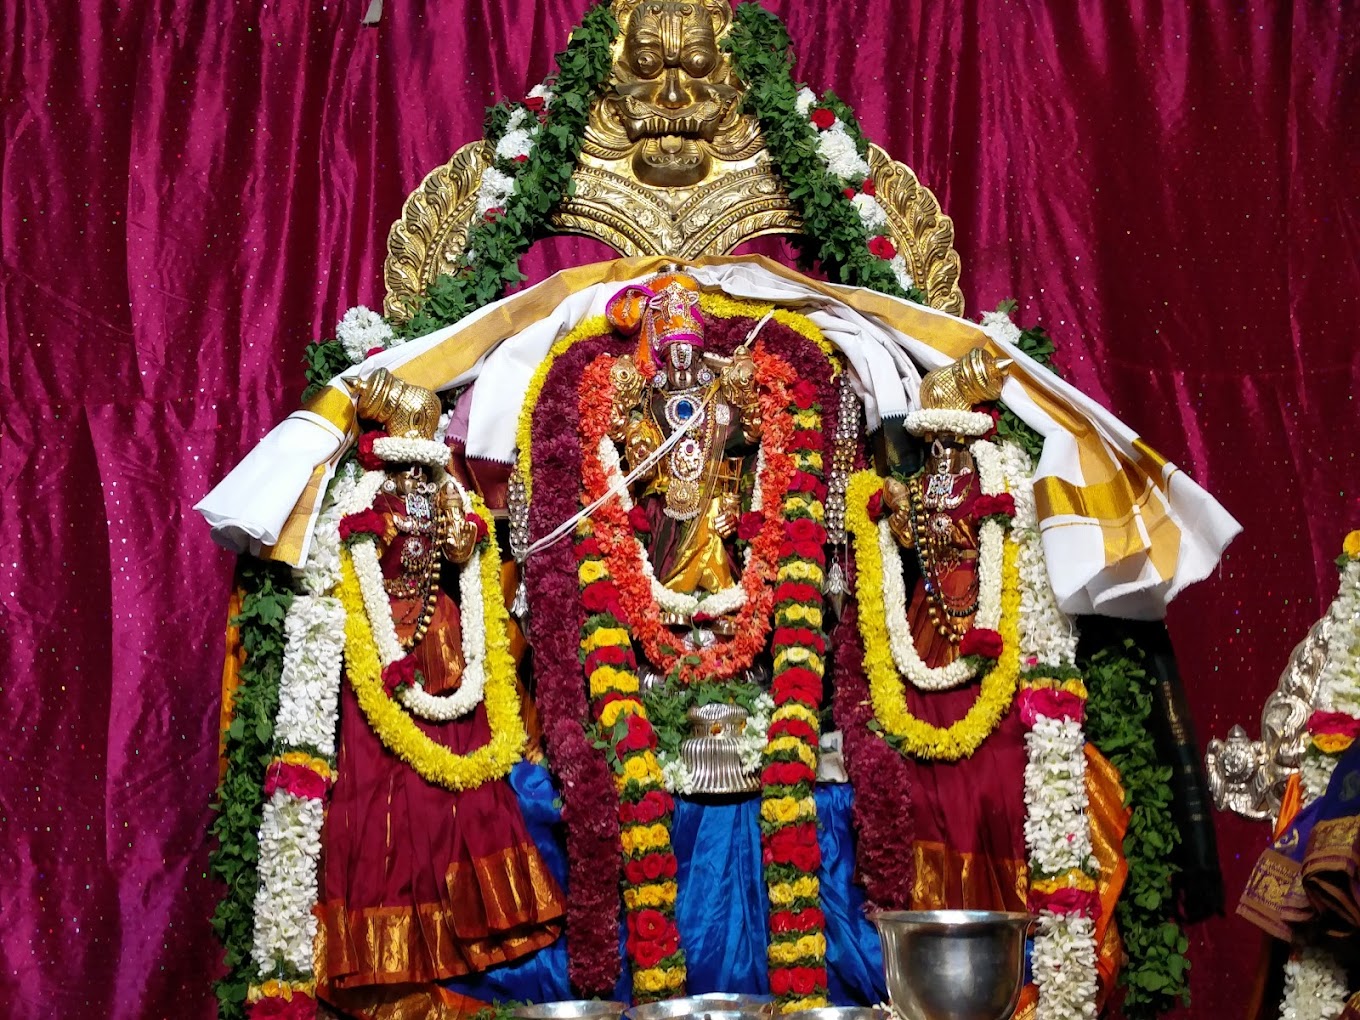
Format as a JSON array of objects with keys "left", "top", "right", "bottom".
[
  {"left": 210, "top": 562, "right": 294, "bottom": 1020},
  {"left": 1083, "top": 642, "right": 1190, "bottom": 1017},
  {"left": 724, "top": 4, "right": 926, "bottom": 304}
]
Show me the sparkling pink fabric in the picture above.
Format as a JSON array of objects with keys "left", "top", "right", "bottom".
[{"left": 2, "top": 2, "right": 1357, "bottom": 1017}]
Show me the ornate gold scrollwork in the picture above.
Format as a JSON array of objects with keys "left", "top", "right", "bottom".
[
  {"left": 383, "top": 141, "right": 491, "bottom": 321},
  {"left": 381, "top": 2, "right": 966, "bottom": 320}
]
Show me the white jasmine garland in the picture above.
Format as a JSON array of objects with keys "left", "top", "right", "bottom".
[
  {"left": 658, "top": 752, "right": 698, "bottom": 796},
  {"left": 370, "top": 436, "right": 451, "bottom": 469},
  {"left": 251, "top": 790, "right": 325, "bottom": 977},
  {"left": 875, "top": 438, "right": 1003, "bottom": 692},
  {"left": 1001, "top": 435, "right": 1098, "bottom": 1020},
  {"left": 903, "top": 408, "right": 994, "bottom": 438},
  {"left": 336, "top": 305, "right": 395, "bottom": 365},
  {"left": 794, "top": 87, "right": 817, "bottom": 117},
  {"left": 979, "top": 307, "right": 1025, "bottom": 349},
  {"left": 1002, "top": 441, "right": 1077, "bottom": 667},
  {"left": 397, "top": 487, "right": 488, "bottom": 723},
  {"left": 1279, "top": 947, "right": 1349, "bottom": 1020},
  {"left": 1030, "top": 913, "right": 1099, "bottom": 1020},
  {"left": 272, "top": 596, "right": 347, "bottom": 755},
  {"left": 350, "top": 538, "right": 406, "bottom": 668}
]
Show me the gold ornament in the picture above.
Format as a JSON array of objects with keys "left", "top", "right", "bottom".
[
  {"left": 352, "top": 368, "right": 443, "bottom": 440},
  {"left": 918, "top": 347, "right": 1010, "bottom": 412}
]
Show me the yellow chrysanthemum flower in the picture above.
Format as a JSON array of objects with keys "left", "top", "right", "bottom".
[
  {"left": 1345, "top": 530, "right": 1360, "bottom": 560},
  {"left": 589, "top": 664, "right": 641, "bottom": 697},
  {"left": 578, "top": 559, "right": 609, "bottom": 586},
  {"left": 598, "top": 699, "right": 643, "bottom": 728}
]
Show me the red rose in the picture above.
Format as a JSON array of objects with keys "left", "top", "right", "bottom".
[
  {"left": 338, "top": 508, "right": 386, "bottom": 543},
  {"left": 867, "top": 234, "right": 897, "bottom": 260},
  {"left": 1309, "top": 710, "right": 1360, "bottom": 737},
  {"left": 981, "top": 406, "right": 1001, "bottom": 438},
  {"left": 263, "top": 760, "right": 329, "bottom": 800},
  {"left": 737, "top": 511, "right": 764, "bottom": 542},
  {"left": 1018, "top": 687, "right": 1085, "bottom": 727},
  {"left": 523, "top": 95, "right": 546, "bottom": 112},
  {"left": 632, "top": 789, "right": 673, "bottom": 824},
  {"left": 513, "top": 153, "right": 529, "bottom": 163},
  {"left": 790, "top": 430, "right": 824, "bottom": 452},
  {"left": 768, "top": 824, "right": 821, "bottom": 873},
  {"left": 483, "top": 207, "right": 503, "bottom": 221},
  {"left": 773, "top": 627, "right": 825, "bottom": 655},
  {"left": 790, "top": 967, "right": 823, "bottom": 995},
  {"left": 633, "top": 909, "right": 668, "bottom": 941},
  {"left": 788, "top": 470, "right": 824, "bottom": 496},
  {"left": 1031, "top": 886, "right": 1099, "bottom": 918},
  {"left": 769, "top": 717, "right": 819, "bottom": 744},
  {"left": 770, "top": 970, "right": 793, "bottom": 996},
  {"left": 641, "top": 852, "right": 670, "bottom": 881},
  {"left": 775, "top": 583, "right": 819, "bottom": 605},
  {"left": 627, "top": 505, "right": 653, "bottom": 534},
  {"left": 466, "top": 511, "right": 488, "bottom": 544},
  {"left": 959, "top": 627, "right": 1004, "bottom": 660},
  {"left": 355, "top": 430, "right": 387, "bottom": 471},
  {"left": 791, "top": 379, "right": 820, "bottom": 409},
  {"left": 776, "top": 666, "right": 820, "bottom": 690},
  {"left": 382, "top": 655, "right": 418, "bottom": 694},
  {"left": 973, "top": 492, "right": 1016, "bottom": 520},
  {"left": 364, "top": 345, "right": 385, "bottom": 359},
  {"left": 616, "top": 714, "right": 657, "bottom": 754},
  {"left": 843, "top": 186, "right": 857, "bottom": 200},
  {"left": 773, "top": 676, "right": 822, "bottom": 709},
  {"left": 860, "top": 177, "right": 876, "bottom": 197},
  {"left": 624, "top": 858, "right": 647, "bottom": 884},
  {"left": 585, "top": 646, "right": 631, "bottom": 675},
  {"left": 810, "top": 107, "right": 836, "bottom": 130},
  {"left": 574, "top": 536, "right": 603, "bottom": 560},
  {"left": 629, "top": 937, "right": 666, "bottom": 970},
  {"left": 761, "top": 760, "right": 815, "bottom": 787},
  {"left": 581, "top": 581, "right": 624, "bottom": 617},
  {"left": 867, "top": 489, "right": 885, "bottom": 522},
  {"left": 787, "top": 518, "right": 827, "bottom": 545}
]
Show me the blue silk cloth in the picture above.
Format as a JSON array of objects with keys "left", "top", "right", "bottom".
[{"left": 445, "top": 762, "right": 888, "bottom": 1005}]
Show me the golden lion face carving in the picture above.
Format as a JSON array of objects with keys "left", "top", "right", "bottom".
[{"left": 590, "top": 0, "right": 761, "bottom": 187}]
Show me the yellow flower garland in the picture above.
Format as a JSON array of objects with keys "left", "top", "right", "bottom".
[
  {"left": 845, "top": 470, "right": 1021, "bottom": 761},
  {"left": 336, "top": 499, "right": 526, "bottom": 791}
]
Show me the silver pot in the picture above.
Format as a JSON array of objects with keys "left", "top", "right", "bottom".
[
  {"left": 513, "top": 1001, "right": 628, "bottom": 1020},
  {"left": 785, "top": 1009, "right": 889, "bottom": 1020},
  {"left": 871, "top": 910, "right": 1035, "bottom": 1020},
  {"left": 624, "top": 993, "right": 773, "bottom": 1020}
]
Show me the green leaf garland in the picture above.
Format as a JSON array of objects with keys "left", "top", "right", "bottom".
[
  {"left": 1082, "top": 641, "right": 1191, "bottom": 1018},
  {"left": 208, "top": 561, "right": 295, "bottom": 1020}
]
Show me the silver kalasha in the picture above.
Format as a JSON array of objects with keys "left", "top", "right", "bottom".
[{"left": 680, "top": 702, "right": 759, "bottom": 794}]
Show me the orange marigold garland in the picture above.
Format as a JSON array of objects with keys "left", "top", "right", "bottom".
[{"left": 761, "top": 376, "right": 831, "bottom": 1011}]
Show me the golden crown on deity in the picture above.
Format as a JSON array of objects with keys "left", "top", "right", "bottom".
[
  {"left": 606, "top": 270, "right": 706, "bottom": 373},
  {"left": 905, "top": 347, "right": 1011, "bottom": 437},
  {"left": 351, "top": 369, "right": 451, "bottom": 470}
]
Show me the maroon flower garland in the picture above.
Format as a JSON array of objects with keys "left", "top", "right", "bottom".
[
  {"left": 526, "top": 330, "right": 627, "bottom": 995},
  {"left": 831, "top": 587, "right": 916, "bottom": 910}
]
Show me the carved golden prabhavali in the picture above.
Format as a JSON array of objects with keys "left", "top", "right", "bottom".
[{"left": 383, "top": 0, "right": 965, "bottom": 321}]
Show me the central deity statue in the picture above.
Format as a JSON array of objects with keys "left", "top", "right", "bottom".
[{"left": 605, "top": 272, "right": 760, "bottom": 618}]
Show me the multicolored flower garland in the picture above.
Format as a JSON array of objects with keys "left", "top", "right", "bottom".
[
  {"left": 844, "top": 468, "right": 1021, "bottom": 761},
  {"left": 1276, "top": 534, "right": 1360, "bottom": 1020},
  {"left": 761, "top": 376, "right": 832, "bottom": 1012},
  {"left": 575, "top": 522, "right": 687, "bottom": 1002}
]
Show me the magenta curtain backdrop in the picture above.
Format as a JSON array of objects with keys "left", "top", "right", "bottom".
[{"left": 2, "top": 1, "right": 1357, "bottom": 1016}]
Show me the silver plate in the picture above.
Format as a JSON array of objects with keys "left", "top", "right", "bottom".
[
  {"left": 513, "top": 1001, "right": 627, "bottom": 1020},
  {"left": 624, "top": 994, "right": 772, "bottom": 1020}
]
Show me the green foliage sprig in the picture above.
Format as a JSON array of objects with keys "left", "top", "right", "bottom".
[
  {"left": 208, "top": 561, "right": 295, "bottom": 1019},
  {"left": 987, "top": 300, "right": 1059, "bottom": 462},
  {"left": 725, "top": 4, "right": 926, "bottom": 304},
  {"left": 1082, "top": 640, "right": 1190, "bottom": 1018}
]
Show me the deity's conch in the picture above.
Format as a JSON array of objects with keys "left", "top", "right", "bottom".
[{"left": 197, "top": 254, "right": 1240, "bottom": 620}]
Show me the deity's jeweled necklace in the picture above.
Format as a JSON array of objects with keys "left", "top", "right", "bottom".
[
  {"left": 382, "top": 475, "right": 444, "bottom": 649},
  {"left": 904, "top": 456, "right": 980, "bottom": 644}
]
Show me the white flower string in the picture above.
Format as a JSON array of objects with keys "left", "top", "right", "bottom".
[
  {"left": 1003, "top": 439, "right": 1100, "bottom": 1020},
  {"left": 247, "top": 475, "right": 350, "bottom": 999},
  {"left": 370, "top": 436, "right": 452, "bottom": 469},
  {"left": 1277, "top": 555, "right": 1360, "bottom": 1019},
  {"left": 874, "top": 438, "right": 1004, "bottom": 692}
]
